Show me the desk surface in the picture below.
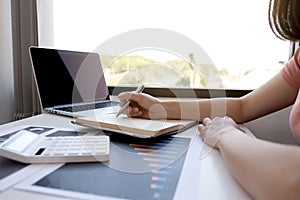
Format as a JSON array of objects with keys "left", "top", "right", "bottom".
[{"left": 0, "top": 113, "right": 251, "bottom": 200}]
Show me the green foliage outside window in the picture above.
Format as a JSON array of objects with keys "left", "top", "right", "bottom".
[{"left": 101, "top": 55, "right": 218, "bottom": 88}]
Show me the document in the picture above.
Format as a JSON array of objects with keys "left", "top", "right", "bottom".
[
  {"left": 16, "top": 135, "right": 192, "bottom": 200},
  {"left": 74, "top": 114, "right": 197, "bottom": 138}
]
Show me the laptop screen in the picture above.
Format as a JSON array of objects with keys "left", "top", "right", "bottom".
[{"left": 30, "top": 47, "right": 110, "bottom": 109}]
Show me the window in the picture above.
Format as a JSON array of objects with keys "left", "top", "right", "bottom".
[{"left": 38, "top": 0, "right": 289, "bottom": 90}]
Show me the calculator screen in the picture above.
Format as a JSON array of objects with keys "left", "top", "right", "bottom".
[{"left": 4, "top": 131, "right": 39, "bottom": 152}]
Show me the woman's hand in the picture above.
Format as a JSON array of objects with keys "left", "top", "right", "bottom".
[
  {"left": 117, "top": 92, "right": 167, "bottom": 119},
  {"left": 198, "top": 116, "right": 245, "bottom": 149}
]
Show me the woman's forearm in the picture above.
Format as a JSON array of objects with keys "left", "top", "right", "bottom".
[
  {"left": 161, "top": 98, "right": 243, "bottom": 122},
  {"left": 218, "top": 132, "right": 300, "bottom": 200},
  {"left": 161, "top": 100, "right": 201, "bottom": 120}
]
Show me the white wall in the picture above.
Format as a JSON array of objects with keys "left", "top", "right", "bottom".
[
  {"left": 246, "top": 106, "right": 298, "bottom": 145},
  {"left": 0, "top": 0, "right": 15, "bottom": 124}
]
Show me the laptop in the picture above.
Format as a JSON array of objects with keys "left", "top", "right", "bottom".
[{"left": 29, "top": 46, "right": 119, "bottom": 118}]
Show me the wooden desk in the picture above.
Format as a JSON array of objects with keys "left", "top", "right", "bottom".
[{"left": 0, "top": 113, "right": 251, "bottom": 200}]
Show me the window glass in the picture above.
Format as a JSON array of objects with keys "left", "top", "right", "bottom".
[{"left": 44, "top": 0, "right": 289, "bottom": 89}]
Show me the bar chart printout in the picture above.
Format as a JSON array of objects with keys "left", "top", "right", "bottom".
[{"left": 33, "top": 136, "right": 191, "bottom": 200}]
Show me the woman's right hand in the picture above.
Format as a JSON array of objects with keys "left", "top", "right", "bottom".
[{"left": 117, "top": 92, "right": 167, "bottom": 119}]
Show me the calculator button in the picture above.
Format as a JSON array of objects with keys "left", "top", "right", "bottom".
[
  {"left": 53, "top": 150, "right": 66, "bottom": 155},
  {"left": 67, "top": 150, "right": 80, "bottom": 155},
  {"left": 80, "top": 149, "right": 92, "bottom": 155},
  {"left": 30, "top": 135, "right": 109, "bottom": 162}
]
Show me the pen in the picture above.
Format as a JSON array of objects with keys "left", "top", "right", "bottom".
[{"left": 116, "top": 84, "right": 144, "bottom": 117}]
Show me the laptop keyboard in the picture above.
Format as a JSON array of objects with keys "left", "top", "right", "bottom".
[{"left": 56, "top": 101, "right": 118, "bottom": 112}]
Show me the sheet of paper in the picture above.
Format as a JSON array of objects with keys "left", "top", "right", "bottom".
[{"left": 16, "top": 135, "right": 193, "bottom": 200}]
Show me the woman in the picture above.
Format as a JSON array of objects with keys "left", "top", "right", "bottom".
[{"left": 118, "top": 0, "right": 300, "bottom": 199}]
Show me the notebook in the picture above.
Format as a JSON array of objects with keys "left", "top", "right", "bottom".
[
  {"left": 29, "top": 46, "right": 119, "bottom": 118},
  {"left": 74, "top": 113, "right": 197, "bottom": 138}
]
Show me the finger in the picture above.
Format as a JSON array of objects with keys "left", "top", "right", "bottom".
[
  {"left": 119, "top": 99, "right": 129, "bottom": 107},
  {"left": 131, "top": 106, "right": 141, "bottom": 114},
  {"left": 117, "top": 92, "right": 131, "bottom": 101},
  {"left": 223, "top": 116, "right": 246, "bottom": 133},
  {"left": 124, "top": 105, "right": 139, "bottom": 115},
  {"left": 202, "top": 117, "right": 211, "bottom": 126},
  {"left": 118, "top": 92, "right": 140, "bottom": 107},
  {"left": 125, "top": 106, "right": 142, "bottom": 117},
  {"left": 129, "top": 111, "right": 143, "bottom": 118},
  {"left": 197, "top": 124, "right": 206, "bottom": 137},
  {"left": 119, "top": 92, "right": 142, "bottom": 102}
]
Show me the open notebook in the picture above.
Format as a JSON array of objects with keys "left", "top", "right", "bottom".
[{"left": 74, "top": 114, "right": 197, "bottom": 138}]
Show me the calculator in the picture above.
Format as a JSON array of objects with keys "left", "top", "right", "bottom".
[{"left": 0, "top": 130, "right": 110, "bottom": 163}]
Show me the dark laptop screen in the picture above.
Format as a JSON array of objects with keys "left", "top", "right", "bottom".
[{"left": 30, "top": 47, "right": 109, "bottom": 108}]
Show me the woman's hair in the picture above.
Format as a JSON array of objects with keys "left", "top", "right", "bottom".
[{"left": 269, "top": 0, "right": 300, "bottom": 41}]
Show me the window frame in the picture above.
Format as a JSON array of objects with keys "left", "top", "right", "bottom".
[{"left": 109, "top": 86, "right": 252, "bottom": 98}]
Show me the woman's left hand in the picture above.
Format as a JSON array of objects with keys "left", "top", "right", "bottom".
[{"left": 198, "top": 116, "right": 245, "bottom": 150}]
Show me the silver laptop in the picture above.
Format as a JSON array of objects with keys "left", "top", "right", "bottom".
[{"left": 29, "top": 46, "right": 119, "bottom": 118}]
